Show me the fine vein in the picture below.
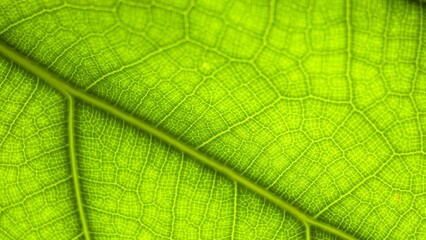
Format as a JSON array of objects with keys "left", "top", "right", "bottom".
[
  {"left": 68, "top": 96, "right": 91, "bottom": 240},
  {"left": 0, "top": 40, "right": 356, "bottom": 240}
]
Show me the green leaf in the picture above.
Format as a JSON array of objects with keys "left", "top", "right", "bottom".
[{"left": 0, "top": 0, "right": 425, "bottom": 239}]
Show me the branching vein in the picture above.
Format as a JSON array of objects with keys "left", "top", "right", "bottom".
[{"left": 0, "top": 40, "right": 356, "bottom": 240}]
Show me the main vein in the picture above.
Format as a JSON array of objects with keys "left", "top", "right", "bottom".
[{"left": 0, "top": 40, "right": 356, "bottom": 240}]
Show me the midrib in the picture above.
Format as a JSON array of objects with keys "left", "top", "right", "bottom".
[{"left": 0, "top": 40, "right": 356, "bottom": 240}]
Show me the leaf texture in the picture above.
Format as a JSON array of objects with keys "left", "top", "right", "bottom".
[{"left": 0, "top": 0, "right": 426, "bottom": 239}]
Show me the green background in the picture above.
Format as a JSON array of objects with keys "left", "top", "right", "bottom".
[{"left": 0, "top": 0, "right": 425, "bottom": 239}]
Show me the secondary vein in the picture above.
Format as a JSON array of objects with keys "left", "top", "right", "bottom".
[
  {"left": 68, "top": 96, "right": 91, "bottom": 240},
  {"left": 231, "top": 181, "right": 237, "bottom": 240},
  {"left": 0, "top": 40, "right": 356, "bottom": 240}
]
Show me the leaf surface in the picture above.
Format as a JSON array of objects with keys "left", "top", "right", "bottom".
[{"left": 0, "top": 0, "right": 425, "bottom": 239}]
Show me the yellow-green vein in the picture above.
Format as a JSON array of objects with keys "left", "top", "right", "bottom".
[
  {"left": 68, "top": 96, "right": 91, "bottom": 240},
  {"left": 305, "top": 222, "right": 311, "bottom": 240}
]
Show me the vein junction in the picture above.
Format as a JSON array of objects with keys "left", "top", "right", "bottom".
[{"left": 0, "top": 40, "right": 356, "bottom": 240}]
